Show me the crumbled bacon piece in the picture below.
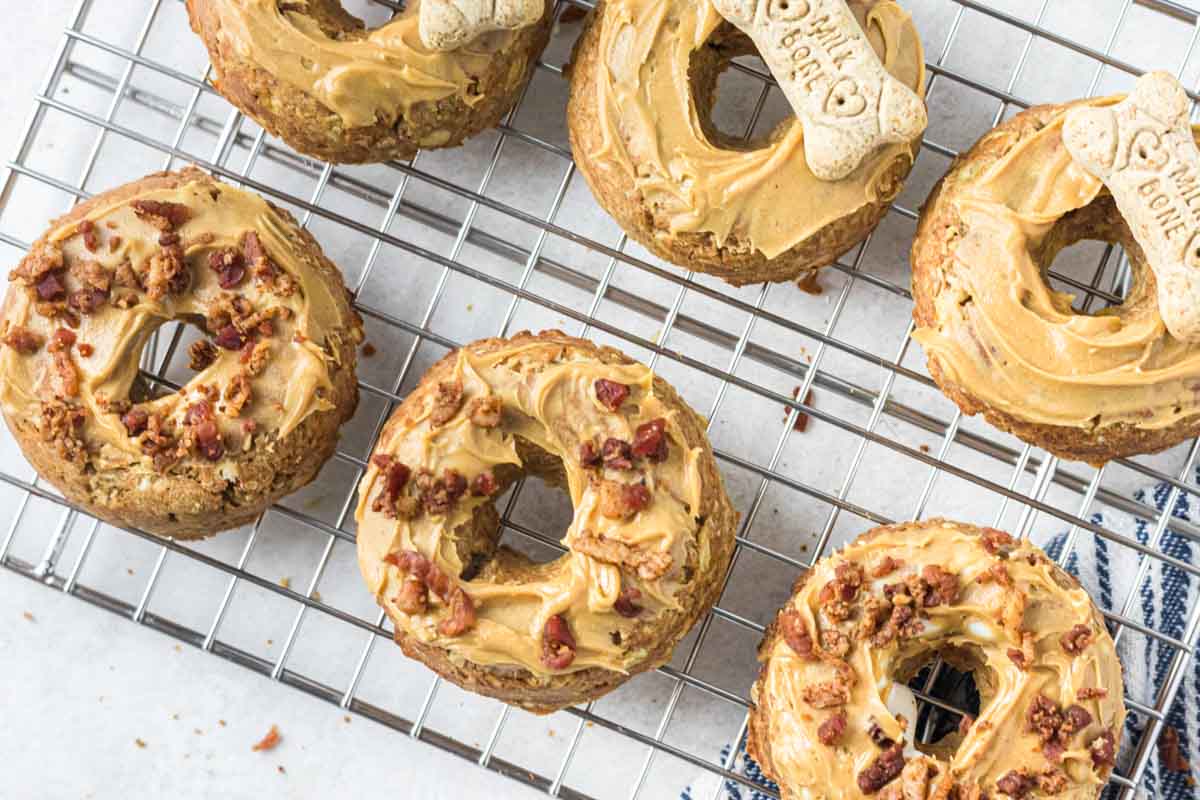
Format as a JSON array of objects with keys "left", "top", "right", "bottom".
[
  {"left": 1061, "top": 624, "right": 1093, "bottom": 655},
  {"left": 131, "top": 199, "right": 190, "bottom": 230},
  {"left": 224, "top": 372, "right": 252, "bottom": 417},
  {"left": 437, "top": 587, "right": 477, "bottom": 636},
  {"left": 1077, "top": 687, "right": 1108, "bottom": 701},
  {"left": 145, "top": 239, "right": 189, "bottom": 300},
  {"left": 189, "top": 340, "right": 218, "bottom": 371},
  {"left": 594, "top": 378, "right": 629, "bottom": 411},
  {"left": 601, "top": 437, "right": 633, "bottom": 470},
  {"left": 579, "top": 440, "right": 602, "bottom": 468},
  {"left": 1026, "top": 694, "right": 1063, "bottom": 742},
  {"left": 430, "top": 380, "right": 464, "bottom": 427},
  {"left": 416, "top": 468, "right": 468, "bottom": 515},
  {"left": 214, "top": 324, "right": 245, "bottom": 350},
  {"left": 870, "top": 556, "right": 903, "bottom": 578},
  {"left": 3, "top": 326, "right": 43, "bottom": 354},
  {"left": 1160, "top": 726, "right": 1190, "bottom": 773},
  {"left": 867, "top": 719, "right": 895, "bottom": 749},
  {"left": 872, "top": 602, "right": 921, "bottom": 647},
  {"left": 69, "top": 286, "right": 108, "bottom": 315},
  {"left": 35, "top": 270, "right": 67, "bottom": 301},
  {"left": 817, "top": 710, "right": 847, "bottom": 746},
  {"left": 541, "top": 614, "right": 576, "bottom": 669},
  {"left": 395, "top": 575, "right": 428, "bottom": 614},
  {"left": 821, "top": 628, "right": 850, "bottom": 658},
  {"left": 108, "top": 235, "right": 122, "bottom": 253},
  {"left": 631, "top": 418, "right": 668, "bottom": 461},
  {"left": 613, "top": 586, "right": 642, "bottom": 617},
  {"left": 574, "top": 529, "right": 671, "bottom": 580},
  {"left": 39, "top": 400, "right": 87, "bottom": 465},
  {"left": 995, "top": 770, "right": 1036, "bottom": 799},
  {"left": 467, "top": 395, "right": 502, "bottom": 428},
  {"left": 470, "top": 470, "right": 498, "bottom": 497},
  {"left": 802, "top": 678, "right": 850, "bottom": 709},
  {"left": 208, "top": 247, "right": 246, "bottom": 290},
  {"left": 114, "top": 260, "right": 141, "bottom": 290},
  {"left": 122, "top": 407, "right": 149, "bottom": 436},
  {"left": 78, "top": 343, "right": 93, "bottom": 357},
  {"left": 981, "top": 527, "right": 1016, "bottom": 555},
  {"left": 1089, "top": 731, "right": 1116, "bottom": 769},
  {"left": 857, "top": 744, "right": 905, "bottom": 794},
  {"left": 596, "top": 479, "right": 651, "bottom": 519},
  {"left": 250, "top": 725, "right": 281, "bottom": 752},
  {"left": 1064, "top": 704, "right": 1093, "bottom": 733},
  {"left": 371, "top": 457, "right": 413, "bottom": 518},
  {"left": 778, "top": 609, "right": 816, "bottom": 660},
  {"left": 920, "top": 564, "right": 959, "bottom": 607},
  {"left": 186, "top": 402, "right": 224, "bottom": 461},
  {"left": 79, "top": 219, "right": 99, "bottom": 251}
]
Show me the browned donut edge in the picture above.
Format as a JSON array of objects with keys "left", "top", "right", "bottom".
[
  {"left": 369, "top": 329, "right": 739, "bottom": 713},
  {"left": 1, "top": 167, "right": 362, "bottom": 539},
  {"left": 564, "top": 3, "right": 916, "bottom": 287},
  {"left": 910, "top": 101, "right": 1200, "bottom": 466},
  {"left": 746, "top": 518, "right": 1120, "bottom": 800},
  {"left": 185, "top": 0, "right": 555, "bottom": 164}
]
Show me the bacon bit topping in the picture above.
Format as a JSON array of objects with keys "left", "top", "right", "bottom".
[
  {"left": 68, "top": 287, "right": 108, "bottom": 314},
  {"left": 867, "top": 719, "right": 895, "bottom": 749},
  {"left": 78, "top": 343, "right": 94, "bottom": 358},
  {"left": 631, "top": 418, "right": 668, "bottom": 461},
  {"left": 430, "top": 380, "right": 464, "bottom": 427},
  {"left": 35, "top": 270, "right": 67, "bottom": 301},
  {"left": 579, "top": 440, "right": 601, "bottom": 468},
  {"left": 214, "top": 324, "right": 245, "bottom": 350},
  {"left": 1061, "top": 624, "right": 1093, "bottom": 655},
  {"left": 362, "top": 342, "right": 376, "bottom": 358},
  {"left": 3, "top": 326, "right": 43, "bottom": 354},
  {"left": 416, "top": 468, "right": 468, "bottom": 515},
  {"left": 857, "top": 743, "right": 905, "bottom": 794},
  {"left": 981, "top": 527, "right": 1016, "bottom": 555},
  {"left": 467, "top": 395, "right": 502, "bottom": 428},
  {"left": 995, "top": 770, "right": 1036, "bottom": 799},
  {"left": 1159, "top": 726, "right": 1190, "bottom": 773},
  {"left": 920, "top": 564, "right": 959, "bottom": 607},
  {"left": 145, "top": 238, "right": 189, "bottom": 300},
  {"left": 541, "top": 614, "right": 576, "bottom": 669},
  {"left": 613, "top": 586, "right": 642, "bottom": 617},
  {"left": 779, "top": 609, "right": 816, "bottom": 660},
  {"left": 791, "top": 388, "right": 814, "bottom": 432},
  {"left": 872, "top": 602, "right": 921, "bottom": 647},
  {"left": 40, "top": 400, "right": 87, "bottom": 465},
  {"left": 224, "top": 373, "right": 252, "bottom": 417},
  {"left": 189, "top": 340, "right": 218, "bottom": 371},
  {"left": 122, "top": 407, "right": 149, "bottom": 436},
  {"left": 1089, "top": 731, "right": 1116, "bottom": 769},
  {"left": 187, "top": 402, "right": 225, "bottom": 461},
  {"left": 817, "top": 710, "right": 847, "bottom": 746},
  {"left": 574, "top": 529, "right": 671, "bottom": 580},
  {"left": 870, "top": 556, "right": 903, "bottom": 578},
  {"left": 371, "top": 456, "right": 413, "bottom": 518},
  {"left": 109, "top": 235, "right": 122, "bottom": 253},
  {"left": 250, "top": 725, "right": 280, "bottom": 752},
  {"left": 802, "top": 678, "right": 850, "bottom": 709},
  {"left": 594, "top": 378, "right": 629, "bottom": 411},
  {"left": 208, "top": 247, "right": 246, "bottom": 290},
  {"left": 437, "top": 588, "right": 477, "bottom": 636},
  {"left": 1026, "top": 695, "right": 1061, "bottom": 741},
  {"left": 79, "top": 220, "right": 99, "bottom": 251},
  {"left": 1077, "top": 687, "right": 1108, "bottom": 701},
  {"left": 470, "top": 470, "right": 498, "bottom": 497},
  {"left": 384, "top": 549, "right": 476, "bottom": 635},
  {"left": 395, "top": 575, "right": 428, "bottom": 614},
  {"left": 131, "top": 199, "right": 190, "bottom": 230},
  {"left": 597, "top": 479, "right": 651, "bottom": 519},
  {"left": 601, "top": 437, "right": 634, "bottom": 470}
]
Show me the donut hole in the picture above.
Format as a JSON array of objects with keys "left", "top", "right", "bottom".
[
  {"left": 888, "top": 643, "right": 990, "bottom": 760},
  {"left": 692, "top": 25, "right": 791, "bottom": 148},
  {"left": 280, "top": 0, "right": 401, "bottom": 41}
]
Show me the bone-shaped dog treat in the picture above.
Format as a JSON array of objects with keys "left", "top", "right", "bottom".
[
  {"left": 708, "top": 0, "right": 926, "bottom": 181},
  {"left": 1064, "top": 72, "right": 1200, "bottom": 343},
  {"left": 419, "top": 0, "right": 544, "bottom": 51}
]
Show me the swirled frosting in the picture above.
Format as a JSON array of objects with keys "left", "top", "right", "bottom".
[
  {"left": 585, "top": 0, "right": 925, "bottom": 258},
  {"left": 355, "top": 337, "right": 712, "bottom": 676},
  {"left": 912, "top": 99, "right": 1200, "bottom": 433},
  {"left": 752, "top": 520, "right": 1124, "bottom": 800},
  {"left": 207, "top": 0, "right": 520, "bottom": 128}
]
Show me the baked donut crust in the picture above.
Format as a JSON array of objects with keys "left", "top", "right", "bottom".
[
  {"left": 748, "top": 519, "right": 1125, "bottom": 800},
  {"left": 912, "top": 100, "right": 1200, "bottom": 465},
  {"left": 565, "top": 0, "right": 926, "bottom": 286},
  {"left": 0, "top": 168, "right": 361, "bottom": 539},
  {"left": 355, "top": 331, "right": 737, "bottom": 713},
  {"left": 186, "top": 0, "right": 554, "bottom": 164}
]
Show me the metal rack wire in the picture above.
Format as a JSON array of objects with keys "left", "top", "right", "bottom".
[{"left": 3, "top": 0, "right": 1200, "bottom": 797}]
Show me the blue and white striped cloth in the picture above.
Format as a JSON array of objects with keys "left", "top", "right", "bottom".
[{"left": 684, "top": 471, "right": 1200, "bottom": 800}]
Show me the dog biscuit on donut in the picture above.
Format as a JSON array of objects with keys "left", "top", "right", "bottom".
[
  {"left": 749, "top": 519, "right": 1124, "bottom": 800},
  {"left": 355, "top": 331, "right": 737, "bottom": 712},
  {"left": 567, "top": 0, "right": 926, "bottom": 285},
  {"left": 0, "top": 168, "right": 361, "bottom": 538},
  {"left": 186, "top": 0, "right": 553, "bottom": 163}
]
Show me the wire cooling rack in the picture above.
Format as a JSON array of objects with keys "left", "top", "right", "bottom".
[{"left": 5, "top": 0, "right": 1200, "bottom": 797}]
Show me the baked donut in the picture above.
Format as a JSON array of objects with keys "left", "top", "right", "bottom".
[
  {"left": 911, "top": 86, "right": 1200, "bottom": 464},
  {"left": 0, "top": 168, "right": 361, "bottom": 539},
  {"left": 749, "top": 519, "right": 1124, "bottom": 800},
  {"left": 186, "top": 0, "right": 554, "bottom": 163},
  {"left": 355, "top": 331, "right": 737, "bottom": 712},
  {"left": 566, "top": 0, "right": 927, "bottom": 285}
]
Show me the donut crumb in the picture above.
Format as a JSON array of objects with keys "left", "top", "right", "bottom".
[{"left": 251, "top": 725, "right": 281, "bottom": 752}]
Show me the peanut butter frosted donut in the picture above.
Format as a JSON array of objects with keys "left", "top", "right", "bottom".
[
  {"left": 0, "top": 168, "right": 361, "bottom": 538},
  {"left": 912, "top": 97, "right": 1200, "bottom": 464},
  {"left": 186, "top": 0, "right": 553, "bottom": 163},
  {"left": 749, "top": 519, "right": 1125, "bottom": 800},
  {"left": 355, "top": 331, "right": 737, "bottom": 712},
  {"left": 566, "top": 0, "right": 926, "bottom": 285}
]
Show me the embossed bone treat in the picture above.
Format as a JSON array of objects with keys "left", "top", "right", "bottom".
[
  {"left": 420, "top": 0, "right": 546, "bottom": 50},
  {"left": 709, "top": 0, "right": 927, "bottom": 180},
  {"left": 1064, "top": 71, "right": 1200, "bottom": 343}
]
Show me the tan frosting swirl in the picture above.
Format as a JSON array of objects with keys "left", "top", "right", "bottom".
[
  {"left": 208, "top": 0, "right": 520, "bottom": 127},
  {"left": 752, "top": 520, "right": 1124, "bottom": 800},
  {"left": 355, "top": 338, "right": 709, "bottom": 676},
  {"left": 0, "top": 173, "right": 349, "bottom": 468},
  {"left": 585, "top": 0, "right": 925, "bottom": 258},
  {"left": 912, "top": 99, "right": 1200, "bottom": 433}
]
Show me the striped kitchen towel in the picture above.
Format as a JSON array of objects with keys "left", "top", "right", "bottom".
[{"left": 684, "top": 469, "right": 1200, "bottom": 800}]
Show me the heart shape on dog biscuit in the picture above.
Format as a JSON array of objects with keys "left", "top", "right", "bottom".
[
  {"left": 1064, "top": 71, "right": 1200, "bottom": 343},
  {"left": 708, "top": 0, "right": 927, "bottom": 180}
]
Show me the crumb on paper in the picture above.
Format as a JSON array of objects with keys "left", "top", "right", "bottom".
[
  {"left": 194, "top": 728, "right": 204, "bottom": 736},
  {"left": 22, "top": 611, "right": 34, "bottom": 622},
  {"left": 919, "top": 444, "right": 930, "bottom": 454},
  {"left": 135, "top": 739, "right": 147, "bottom": 749},
  {"left": 267, "top": 639, "right": 274, "bottom": 646},
  {"left": 252, "top": 725, "right": 281, "bottom": 752},
  {"left": 173, "top": 644, "right": 182, "bottom": 653},
  {"left": 797, "top": 272, "right": 823, "bottom": 296},
  {"left": 466, "top": 303, "right": 474, "bottom": 312},
  {"left": 219, "top": 720, "right": 227, "bottom": 727},
  {"left": 279, "top": 576, "right": 291, "bottom": 590},
  {"left": 783, "top": 387, "right": 814, "bottom": 432},
  {"left": 312, "top": 591, "right": 323, "bottom": 602},
  {"left": 126, "top": 568, "right": 134, "bottom": 575},
  {"left": 362, "top": 342, "right": 377, "bottom": 358},
  {"left": 277, "top": 765, "right": 286, "bottom": 775},
  {"left": 343, "top": 715, "right": 352, "bottom": 724},
  {"left": 170, "top": 713, "right": 180, "bottom": 721}
]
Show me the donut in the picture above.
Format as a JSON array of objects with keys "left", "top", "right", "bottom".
[
  {"left": 354, "top": 331, "right": 737, "bottom": 712},
  {"left": 748, "top": 519, "right": 1124, "bottom": 800},
  {"left": 0, "top": 168, "right": 361, "bottom": 539},
  {"left": 911, "top": 95, "right": 1200, "bottom": 464},
  {"left": 186, "top": 0, "right": 554, "bottom": 164},
  {"left": 566, "top": 0, "right": 926, "bottom": 285}
]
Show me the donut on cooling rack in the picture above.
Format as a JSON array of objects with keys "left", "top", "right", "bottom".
[
  {"left": 566, "top": 0, "right": 927, "bottom": 285},
  {"left": 749, "top": 519, "right": 1125, "bottom": 800},
  {"left": 912, "top": 71, "right": 1200, "bottom": 465},
  {"left": 0, "top": 167, "right": 361, "bottom": 538},
  {"left": 186, "top": 0, "right": 554, "bottom": 163},
  {"left": 355, "top": 331, "right": 737, "bottom": 712}
]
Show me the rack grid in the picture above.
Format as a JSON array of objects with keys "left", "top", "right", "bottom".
[{"left": 2, "top": 0, "right": 1200, "bottom": 797}]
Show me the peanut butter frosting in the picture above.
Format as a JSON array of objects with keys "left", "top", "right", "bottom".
[
  {"left": 912, "top": 99, "right": 1200, "bottom": 435},
  {"left": 207, "top": 0, "right": 520, "bottom": 128},
  {"left": 751, "top": 519, "right": 1124, "bottom": 800},
  {"left": 584, "top": 0, "right": 925, "bottom": 259},
  {"left": 355, "top": 337, "right": 721, "bottom": 678},
  {"left": 0, "top": 170, "right": 352, "bottom": 473}
]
